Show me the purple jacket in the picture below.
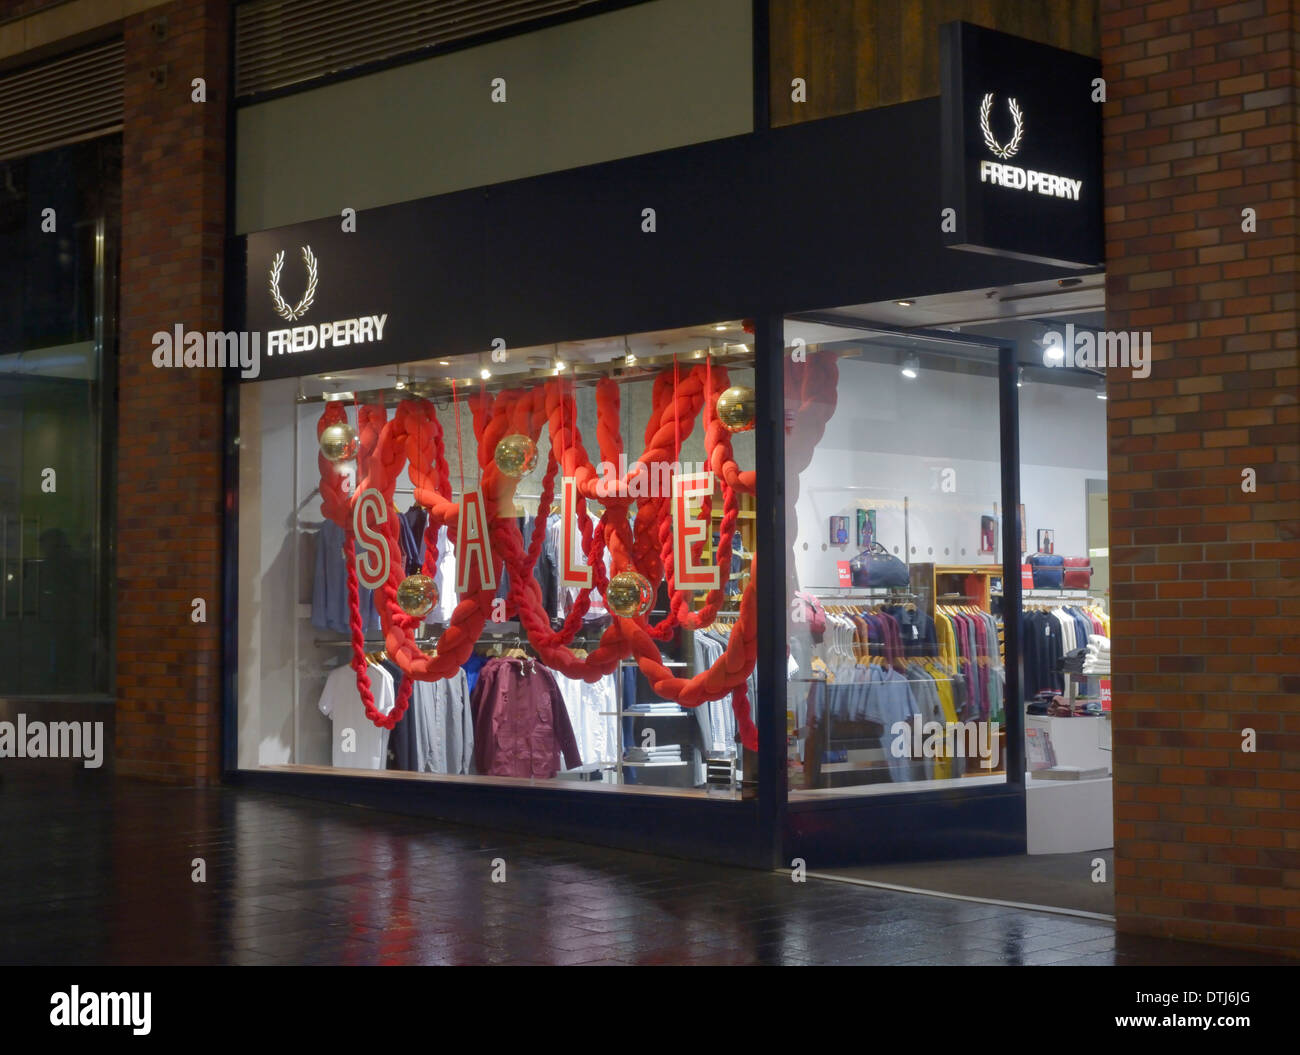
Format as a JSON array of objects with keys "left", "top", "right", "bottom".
[{"left": 470, "top": 658, "right": 583, "bottom": 778}]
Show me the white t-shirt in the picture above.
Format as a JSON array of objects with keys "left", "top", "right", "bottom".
[{"left": 318, "top": 663, "right": 395, "bottom": 770}]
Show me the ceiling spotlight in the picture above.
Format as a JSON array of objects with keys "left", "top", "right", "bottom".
[
  {"left": 325, "top": 390, "right": 355, "bottom": 402},
  {"left": 901, "top": 353, "right": 920, "bottom": 380},
  {"left": 896, "top": 299, "right": 914, "bottom": 308},
  {"left": 713, "top": 324, "right": 728, "bottom": 332},
  {"left": 479, "top": 367, "right": 491, "bottom": 380},
  {"left": 394, "top": 378, "right": 406, "bottom": 390},
  {"left": 624, "top": 352, "right": 637, "bottom": 366},
  {"left": 554, "top": 359, "right": 566, "bottom": 373},
  {"left": 693, "top": 348, "right": 705, "bottom": 359},
  {"left": 437, "top": 360, "right": 450, "bottom": 367}
]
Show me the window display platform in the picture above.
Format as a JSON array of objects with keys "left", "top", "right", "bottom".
[{"left": 1026, "top": 775, "right": 1112, "bottom": 855}]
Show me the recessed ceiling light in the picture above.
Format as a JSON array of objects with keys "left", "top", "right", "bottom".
[
  {"left": 713, "top": 324, "right": 728, "bottom": 331},
  {"left": 896, "top": 300, "right": 914, "bottom": 307},
  {"left": 479, "top": 368, "right": 491, "bottom": 380},
  {"left": 437, "top": 360, "right": 450, "bottom": 367}
]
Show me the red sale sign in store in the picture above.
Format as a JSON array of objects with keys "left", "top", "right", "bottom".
[
  {"left": 1100, "top": 678, "right": 1111, "bottom": 711},
  {"left": 1021, "top": 564, "right": 1034, "bottom": 590},
  {"left": 837, "top": 561, "right": 851, "bottom": 587}
]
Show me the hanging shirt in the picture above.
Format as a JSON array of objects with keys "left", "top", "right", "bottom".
[
  {"left": 311, "top": 520, "right": 380, "bottom": 634},
  {"left": 554, "top": 671, "right": 618, "bottom": 766},
  {"left": 317, "top": 663, "right": 394, "bottom": 770},
  {"left": 384, "top": 662, "right": 474, "bottom": 775}
]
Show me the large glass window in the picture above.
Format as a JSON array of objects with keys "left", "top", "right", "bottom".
[
  {"left": 783, "top": 320, "right": 1009, "bottom": 797},
  {"left": 0, "top": 137, "right": 120, "bottom": 695},
  {"left": 238, "top": 326, "right": 759, "bottom": 796},
  {"left": 782, "top": 308, "right": 1112, "bottom": 809}
]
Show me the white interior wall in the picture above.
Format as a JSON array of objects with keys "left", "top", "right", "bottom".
[{"left": 789, "top": 356, "right": 1107, "bottom": 592}]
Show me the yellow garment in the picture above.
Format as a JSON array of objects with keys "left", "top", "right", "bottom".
[{"left": 935, "top": 611, "right": 958, "bottom": 670}]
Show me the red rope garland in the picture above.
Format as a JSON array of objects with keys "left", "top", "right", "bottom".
[{"left": 325, "top": 364, "right": 768, "bottom": 748}]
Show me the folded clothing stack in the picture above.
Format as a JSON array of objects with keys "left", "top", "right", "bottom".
[
  {"left": 1083, "top": 635, "right": 1110, "bottom": 675},
  {"left": 1060, "top": 646, "right": 1088, "bottom": 675},
  {"left": 626, "top": 702, "right": 684, "bottom": 715}
]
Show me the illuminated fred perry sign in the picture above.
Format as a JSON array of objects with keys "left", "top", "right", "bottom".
[
  {"left": 265, "top": 245, "right": 389, "bottom": 356},
  {"left": 977, "top": 93, "right": 1083, "bottom": 201}
]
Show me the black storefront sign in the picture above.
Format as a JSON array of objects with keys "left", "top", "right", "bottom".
[
  {"left": 940, "top": 22, "right": 1103, "bottom": 270},
  {"left": 238, "top": 104, "right": 1081, "bottom": 381}
]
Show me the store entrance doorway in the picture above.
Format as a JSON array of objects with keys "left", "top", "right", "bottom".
[{"left": 788, "top": 275, "right": 1113, "bottom": 916}]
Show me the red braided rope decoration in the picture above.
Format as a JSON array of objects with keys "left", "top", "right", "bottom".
[{"left": 323, "top": 364, "right": 766, "bottom": 748}]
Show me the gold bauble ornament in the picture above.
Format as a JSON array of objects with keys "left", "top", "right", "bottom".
[
  {"left": 396, "top": 574, "right": 439, "bottom": 618},
  {"left": 715, "top": 385, "right": 756, "bottom": 433},
  {"left": 494, "top": 434, "right": 538, "bottom": 478},
  {"left": 319, "top": 422, "right": 359, "bottom": 461},
  {"left": 605, "top": 570, "right": 654, "bottom": 618}
]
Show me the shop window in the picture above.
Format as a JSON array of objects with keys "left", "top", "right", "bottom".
[
  {"left": 0, "top": 137, "right": 119, "bottom": 696},
  {"left": 783, "top": 321, "right": 1009, "bottom": 797},
  {"left": 237, "top": 328, "right": 759, "bottom": 795}
]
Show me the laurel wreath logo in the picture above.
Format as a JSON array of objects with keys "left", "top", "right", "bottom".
[
  {"left": 269, "top": 246, "right": 318, "bottom": 321},
  {"left": 979, "top": 93, "right": 1024, "bottom": 160}
]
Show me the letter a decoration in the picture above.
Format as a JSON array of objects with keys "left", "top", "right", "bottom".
[
  {"left": 671, "top": 472, "right": 720, "bottom": 590},
  {"left": 456, "top": 487, "right": 497, "bottom": 593}
]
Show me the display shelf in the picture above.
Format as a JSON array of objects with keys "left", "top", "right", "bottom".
[{"left": 602, "top": 711, "right": 690, "bottom": 718}]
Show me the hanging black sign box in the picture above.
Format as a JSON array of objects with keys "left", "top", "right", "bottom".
[{"left": 940, "top": 22, "right": 1103, "bottom": 270}]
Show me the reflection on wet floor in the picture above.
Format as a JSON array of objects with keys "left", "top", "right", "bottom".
[{"left": 0, "top": 776, "right": 1283, "bottom": 965}]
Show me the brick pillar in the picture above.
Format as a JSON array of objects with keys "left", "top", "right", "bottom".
[
  {"left": 1102, "top": 0, "right": 1299, "bottom": 956},
  {"left": 116, "top": 0, "right": 228, "bottom": 783}
]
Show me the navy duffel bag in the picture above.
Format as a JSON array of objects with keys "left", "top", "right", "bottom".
[{"left": 1029, "top": 552, "right": 1064, "bottom": 588}]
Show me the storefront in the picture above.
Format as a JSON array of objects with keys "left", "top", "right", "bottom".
[{"left": 226, "top": 21, "right": 1109, "bottom": 869}]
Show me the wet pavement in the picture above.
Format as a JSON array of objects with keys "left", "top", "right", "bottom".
[{"left": 0, "top": 775, "right": 1284, "bottom": 965}]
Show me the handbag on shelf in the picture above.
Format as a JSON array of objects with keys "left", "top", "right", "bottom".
[
  {"left": 848, "top": 543, "right": 910, "bottom": 589},
  {"left": 1028, "top": 552, "right": 1064, "bottom": 589},
  {"left": 1061, "top": 556, "right": 1092, "bottom": 589}
]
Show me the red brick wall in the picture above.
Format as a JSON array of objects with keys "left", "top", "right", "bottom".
[
  {"left": 1101, "top": 0, "right": 1299, "bottom": 956},
  {"left": 115, "top": 0, "right": 228, "bottom": 783}
]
